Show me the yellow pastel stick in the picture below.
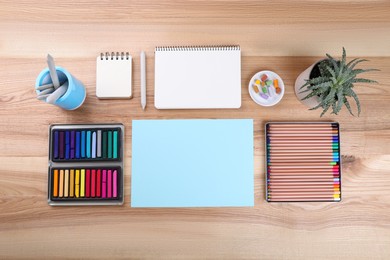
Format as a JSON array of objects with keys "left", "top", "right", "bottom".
[
  {"left": 75, "top": 170, "right": 80, "bottom": 198},
  {"left": 80, "top": 169, "right": 85, "bottom": 197},
  {"left": 70, "top": 169, "right": 74, "bottom": 197}
]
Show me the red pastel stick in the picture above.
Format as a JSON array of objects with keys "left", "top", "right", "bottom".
[
  {"left": 108, "top": 170, "right": 112, "bottom": 198},
  {"left": 96, "top": 169, "right": 101, "bottom": 197},
  {"left": 102, "top": 170, "right": 107, "bottom": 198},
  {"left": 86, "top": 169, "right": 90, "bottom": 197},
  {"left": 91, "top": 169, "right": 96, "bottom": 198}
]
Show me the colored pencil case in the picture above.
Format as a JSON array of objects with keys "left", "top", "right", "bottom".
[
  {"left": 48, "top": 124, "right": 124, "bottom": 206},
  {"left": 265, "top": 122, "right": 341, "bottom": 202}
]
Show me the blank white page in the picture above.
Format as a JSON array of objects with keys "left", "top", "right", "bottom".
[
  {"left": 154, "top": 46, "right": 241, "bottom": 109},
  {"left": 96, "top": 54, "right": 132, "bottom": 99}
]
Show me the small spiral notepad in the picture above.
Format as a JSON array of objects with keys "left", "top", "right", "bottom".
[
  {"left": 96, "top": 52, "right": 132, "bottom": 99},
  {"left": 154, "top": 46, "right": 241, "bottom": 109}
]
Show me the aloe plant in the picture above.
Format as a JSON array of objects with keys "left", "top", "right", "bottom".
[{"left": 299, "top": 48, "right": 378, "bottom": 117}]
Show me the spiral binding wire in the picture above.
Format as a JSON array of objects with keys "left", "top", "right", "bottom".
[
  {"left": 155, "top": 46, "right": 240, "bottom": 52},
  {"left": 100, "top": 52, "right": 130, "bottom": 60}
]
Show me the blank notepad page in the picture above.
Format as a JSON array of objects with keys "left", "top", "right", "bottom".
[
  {"left": 154, "top": 46, "right": 241, "bottom": 109},
  {"left": 96, "top": 52, "right": 132, "bottom": 99}
]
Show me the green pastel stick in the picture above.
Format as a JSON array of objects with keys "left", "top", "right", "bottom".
[
  {"left": 108, "top": 131, "right": 112, "bottom": 159},
  {"left": 103, "top": 131, "right": 107, "bottom": 158},
  {"left": 113, "top": 131, "right": 118, "bottom": 159}
]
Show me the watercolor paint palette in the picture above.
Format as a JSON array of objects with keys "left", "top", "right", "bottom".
[
  {"left": 48, "top": 124, "right": 124, "bottom": 206},
  {"left": 265, "top": 122, "right": 341, "bottom": 202}
]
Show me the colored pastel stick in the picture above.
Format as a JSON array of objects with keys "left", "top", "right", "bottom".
[
  {"left": 64, "top": 169, "right": 69, "bottom": 197},
  {"left": 75, "top": 131, "right": 81, "bottom": 159},
  {"left": 102, "top": 170, "right": 107, "bottom": 198},
  {"left": 75, "top": 170, "right": 80, "bottom": 198},
  {"left": 107, "top": 131, "right": 112, "bottom": 159},
  {"left": 86, "top": 169, "right": 90, "bottom": 197},
  {"left": 65, "top": 131, "right": 70, "bottom": 160},
  {"left": 97, "top": 130, "right": 102, "bottom": 157},
  {"left": 92, "top": 132, "right": 96, "bottom": 158},
  {"left": 81, "top": 131, "right": 86, "bottom": 158},
  {"left": 113, "top": 170, "right": 117, "bottom": 198},
  {"left": 103, "top": 131, "right": 107, "bottom": 158},
  {"left": 113, "top": 131, "right": 118, "bottom": 159},
  {"left": 107, "top": 170, "right": 112, "bottom": 198},
  {"left": 53, "top": 131, "right": 59, "bottom": 159},
  {"left": 53, "top": 169, "right": 58, "bottom": 197},
  {"left": 96, "top": 170, "right": 101, "bottom": 197},
  {"left": 80, "top": 169, "right": 85, "bottom": 197},
  {"left": 86, "top": 131, "right": 91, "bottom": 158},
  {"left": 70, "top": 169, "right": 74, "bottom": 197},
  {"left": 70, "top": 130, "right": 75, "bottom": 159},
  {"left": 91, "top": 169, "right": 96, "bottom": 197},
  {"left": 59, "top": 170, "right": 64, "bottom": 197},
  {"left": 59, "top": 131, "right": 64, "bottom": 159}
]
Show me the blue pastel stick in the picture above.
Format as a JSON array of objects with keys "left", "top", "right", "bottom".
[
  {"left": 59, "top": 131, "right": 64, "bottom": 159},
  {"left": 53, "top": 131, "right": 59, "bottom": 159},
  {"left": 75, "top": 131, "right": 80, "bottom": 159},
  {"left": 70, "top": 130, "right": 75, "bottom": 159},
  {"left": 86, "top": 131, "right": 91, "bottom": 158},
  {"left": 81, "top": 131, "right": 86, "bottom": 158},
  {"left": 65, "top": 131, "right": 70, "bottom": 160},
  {"left": 92, "top": 132, "right": 96, "bottom": 158}
]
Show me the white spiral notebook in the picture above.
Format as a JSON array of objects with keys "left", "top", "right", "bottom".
[
  {"left": 154, "top": 46, "right": 241, "bottom": 109},
  {"left": 96, "top": 52, "right": 132, "bottom": 99}
]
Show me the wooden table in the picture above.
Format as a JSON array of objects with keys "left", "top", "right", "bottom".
[{"left": 1, "top": 1, "right": 389, "bottom": 259}]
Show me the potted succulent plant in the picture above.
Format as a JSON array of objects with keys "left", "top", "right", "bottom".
[{"left": 295, "top": 48, "right": 378, "bottom": 117}]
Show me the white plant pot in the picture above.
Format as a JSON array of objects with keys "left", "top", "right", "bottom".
[{"left": 294, "top": 59, "right": 326, "bottom": 108}]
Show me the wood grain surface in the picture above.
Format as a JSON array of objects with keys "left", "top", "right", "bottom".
[{"left": 0, "top": 1, "right": 390, "bottom": 259}]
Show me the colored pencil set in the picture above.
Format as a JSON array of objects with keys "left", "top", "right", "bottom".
[
  {"left": 265, "top": 122, "right": 341, "bottom": 202},
  {"left": 52, "top": 129, "right": 119, "bottom": 161},
  {"left": 48, "top": 124, "right": 124, "bottom": 205}
]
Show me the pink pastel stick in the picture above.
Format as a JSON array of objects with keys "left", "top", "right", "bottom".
[
  {"left": 102, "top": 170, "right": 107, "bottom": 198},
  {"left": 113, "top": 170, "right": 117, "bottom": 198},
  {"left": 107, "top": 170, "right": 112, "bottom": 198}
]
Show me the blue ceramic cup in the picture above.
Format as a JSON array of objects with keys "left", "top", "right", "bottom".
[{"left": 35, "top": 66, "right": 86, "bottom": 110}]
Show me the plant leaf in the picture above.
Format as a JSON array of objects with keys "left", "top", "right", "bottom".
[
  {"left": 347, "top": 58, "right": 368, "bottom": 71},
  {"left": 344, "top": 97, "right": 355, "bottom": 116},
  {"left": 310, "top": 88, "right": 336, "bottom": 111},
  {"left": 351, "top": 68, "right": 380, "bottom": 75},
  {"left": 298, "top": 87, "right": 313, "bottom": 94},
  {"left": 339, "top": 47, "right": 346, "bottom": 74},
  {"left": 301, "top": 90, "right": 321, "bottom": 100},
  {"left": 352, "top": 78, "right": 378, "bottom": 84},
  {"left": 325, "top": 65, "right": 336, "bottom": 79},
  {"left": 307, "top": 76, "right": 330, "bottom": 85},
  {"left": 345, "top": 58, "right": 359, "bottom": 68},
  {"left": 320, "top": 103, "right": 331, "bottom": 117},
  {"left": 345, "top": 88, "right": 361, "bottom": 116},
  {"left": 325, "top": 54, "right": 339, "bottom": 74},
  {"left": 335, "top": 87, "right": 344, "bottom": 114},
  {"left": 308, "top": 81, "right": 333, "bottom": 90}
]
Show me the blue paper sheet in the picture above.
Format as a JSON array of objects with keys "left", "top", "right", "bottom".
[{"left": 131, "top": 119, "right": 254, "bottom": 207}]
